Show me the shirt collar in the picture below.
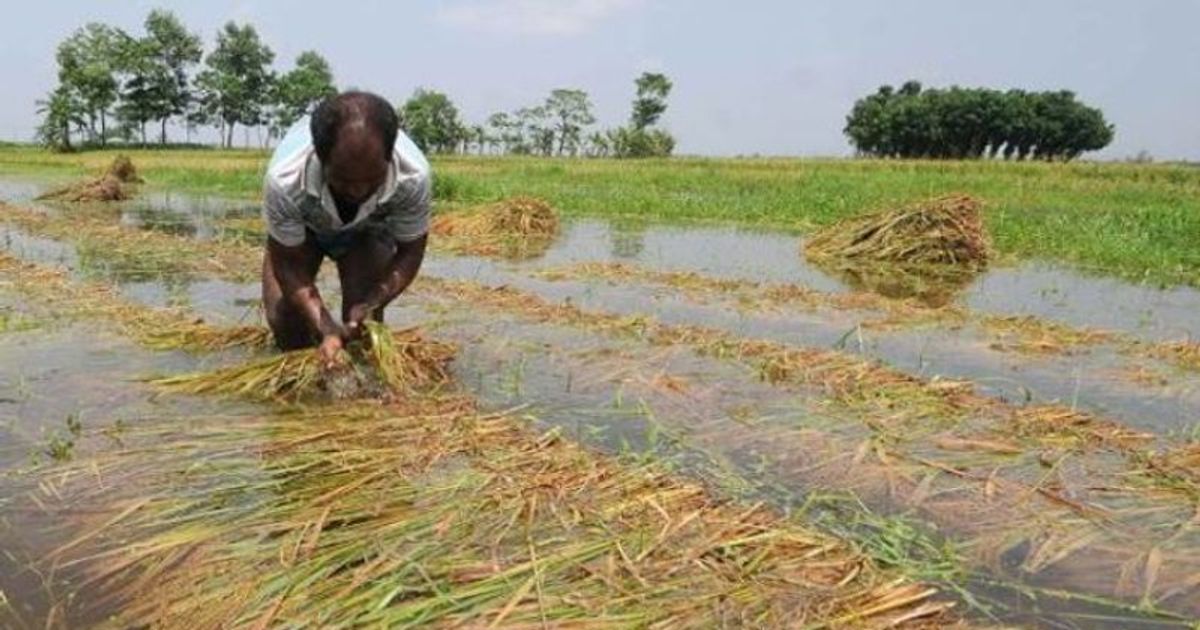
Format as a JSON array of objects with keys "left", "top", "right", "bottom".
[{"left": 302, "top": 150, "right": 400, "bottom": 228}]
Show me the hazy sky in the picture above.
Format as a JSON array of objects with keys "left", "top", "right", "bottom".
[{"left": 4, "top": 0, "right": 1198, "bottom": 159}]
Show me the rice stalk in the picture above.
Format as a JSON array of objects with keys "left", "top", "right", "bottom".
[
  {"left": 24, "top": 402, "right": 958, "bottom": 628},
  {"left": 151, "top": 323, "right": 455, "bottom": 402}
]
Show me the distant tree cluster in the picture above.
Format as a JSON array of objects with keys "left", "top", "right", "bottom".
[
  {"left": 397, "top": 72, "right": 675, "bottom": 159},
  {"left": 844, "top": 81, "right": 1114, "bottom": 161},
  {"left": 37, "top": 14, "right": 675, "bottom": 158},
  {"left": 37, "top": 11, "right": 336, "bottom": 151}
]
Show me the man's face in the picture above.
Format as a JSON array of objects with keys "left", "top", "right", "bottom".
[{"left": 325, "top": 131, "right": 388, "bottom": 212}]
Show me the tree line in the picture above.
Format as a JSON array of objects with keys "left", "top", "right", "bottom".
[
  {"left": 844, "top": 81, "right": 1114, "bottom": 161},
  {"left": 398, "top": 72, "right": 675, "bottom": 158},
  {"left": 38, "top": 11, "right": 335, "bottom": 151},
  {"left": 35, "top": 12, "right": 676, "bottom": 159}
]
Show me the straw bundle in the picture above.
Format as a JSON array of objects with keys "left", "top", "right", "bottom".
[
  {"left": 152, "top": 322, "right": 455, "bottom": 401},
  {"left": 36, "top": 155, "right": 143, "bottom": 202},
  {"left": 431, "top": 196, "right": 559, "bottom": 238},
  {"left": 805, "top": 195, "right": 989, "bottom": 268},
  {"left": 104, "top": 155, "right": 143, "bottom": 183}
]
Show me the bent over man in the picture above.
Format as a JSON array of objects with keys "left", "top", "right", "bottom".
[{"left": 261, "top": 90, "right": 430, "bottom": 365}]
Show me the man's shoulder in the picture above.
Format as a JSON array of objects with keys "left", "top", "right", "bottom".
[
  {"left": 266, "top": 118, "right": 315, "bottom": 192},
  {"left": 393, "top": 129, "right": 431, "bottom": 178}
]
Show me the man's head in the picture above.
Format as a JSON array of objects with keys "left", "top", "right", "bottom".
[{"left": 311, "top": 91, "right": 399, "bottom": 210}]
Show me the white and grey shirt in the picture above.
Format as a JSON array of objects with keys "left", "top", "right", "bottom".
[{"left": 262, "top": 116, "right": 431, "bottom": 247}]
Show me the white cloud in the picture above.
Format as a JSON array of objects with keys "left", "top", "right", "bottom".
[{"left": 437, "top": 0, "right": 643, "bottom": 36}]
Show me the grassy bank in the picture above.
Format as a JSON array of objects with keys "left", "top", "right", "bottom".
[{"left": 1, "top": 145, "right": 1198, "bottom": 286}]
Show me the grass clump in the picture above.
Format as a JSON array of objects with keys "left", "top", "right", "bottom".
[{"left": 152, "top": 322, "right": 455, "bottom": 402}]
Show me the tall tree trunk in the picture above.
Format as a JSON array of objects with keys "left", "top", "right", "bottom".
[
  {"left": 140, "top": 122, "right": 147, "bottom": 146},
  {"left": 100, "top": 111, "right": 107, "bottom": 147},
  {"left": 161, "top": 118, "right": 168, "bottom": 145}
]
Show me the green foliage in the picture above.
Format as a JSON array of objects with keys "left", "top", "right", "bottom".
[
  {"left": 36, "top": 86, "right": 84, "bottom": 151},
  {"left": 194, "top": 22, "right": 276, "bottom": 148},
  {"left": 608, "top": 72, "right": 675, "bottom": 158},
  {"left": 54, "top": 22, "right": 128, "bottom": 146},
  {"left": 543, "top": 89, "right": 596, "bottom": 156},
  {"left": 131, "top": 9, "right": 203, "bottom": 144},
  {"left": 631, "top": 72, "right": 673, "bottom": 131},
  {"left": 398, "top": 88, "right": 465, "bottom": 154},
  {"left": 271, "top": 51, "right": 337, "bottom": 136},
  {"left": 845, "top": 82, "right": 1114, "bottom": 161},
  {"left": 609, "top": 127, "right": 675, "bottom": 158}
]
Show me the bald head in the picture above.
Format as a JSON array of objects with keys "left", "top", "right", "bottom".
[
  {"left": 311, "top": 91, "right": 399, "bottom": 212},
  {"left": 310, "top": 91, "right": 399, "bottom": 164}
]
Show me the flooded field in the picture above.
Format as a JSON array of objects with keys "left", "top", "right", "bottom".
[{"left": 2, "top": 180, "right": 1200, "bottom": 627}]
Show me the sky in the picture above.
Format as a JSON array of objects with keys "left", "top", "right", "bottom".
[{"left": 3, "top": 0, "right": 1198, "bottom": 160}]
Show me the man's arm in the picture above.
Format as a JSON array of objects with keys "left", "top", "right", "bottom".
[
  {"left": 266, "top": 236, "right": 345, "bottom": 342},
  {"left": 345, "top": 234, "right": 427, "bottom": 334}
]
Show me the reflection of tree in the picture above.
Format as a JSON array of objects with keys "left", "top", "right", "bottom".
[{"left": 608, "top": 223, "right": 647, "bottom": 260}]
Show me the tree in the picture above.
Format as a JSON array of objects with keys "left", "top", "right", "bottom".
[
  {"left": 843, "top": 82, "right": 1113, "bottom": 161},
  {"left": 398, "top": 89, "right": 463, "bottom": 154},
  {"left": 271, "top": 50, "right": 336, "bottom": 138},
  {"left": 630, "top": 72, "right": 672, "bottom": 130},
  {"left": 139, "top": 9, "right": 203, "bottom": 144},
  {"left": 610, "top": 72, "right": 675, "bottom": 158},
  {"left": 585, "top": 131, "right": 609, "bottom": 157},
  {"left": 115, "top": 36, "right": 164, "bottom": 145},
  {"left": 543, "top": 89, "right": 595, "bottom": 156},
  {"left": 516, "top": 106, "right": 555, "bottom": 156},
  {"left": 36, "top": 85, "right": 85, "bottom": 151},
  {"left": 194, "top": 22, "right": 275, "bottom": 148},
  {"left": 56, "top": 23, "right": 127, "bottom": 145},
  {"left": 486, "top": 112, "right": 521, "bottom": 154}
]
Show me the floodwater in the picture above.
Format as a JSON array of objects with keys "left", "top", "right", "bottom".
[
  {"left": 0, "top": 319, "right": 263, "bottom": 627},
  {"left": 3, "top": 181, "right": 1200, "bottom": 626}
]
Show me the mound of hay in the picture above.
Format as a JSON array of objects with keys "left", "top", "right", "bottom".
[
  {"left": 153, "top": 323, "right": 455, "bottom": 402},
  {"left": 37, "top": 155, "right": 142, "bottom": 202},
  {"left": 432, "top": 196, "right": 559, "bottom": 238},
  {"left": 805, "top": 194, "right": 989, "bottom": 268},
  {"left": 104, "top": 154, "right": 143, "bottom": 183}
]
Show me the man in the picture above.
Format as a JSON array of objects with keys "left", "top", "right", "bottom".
[{"left": 261, "top": 91, "right": 430, "bottom": 366}]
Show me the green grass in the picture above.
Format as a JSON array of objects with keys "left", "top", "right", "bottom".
[{"left": 1, "top": 145, "right": 1198, "bottom": 286}]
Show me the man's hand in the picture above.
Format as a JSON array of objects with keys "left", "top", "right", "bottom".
[
  {"left": 317, "top": 333, "right": 345, "bottom": 369},
  {"left": 344, "top": 303, "right": 373, "bottom": 340}
]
